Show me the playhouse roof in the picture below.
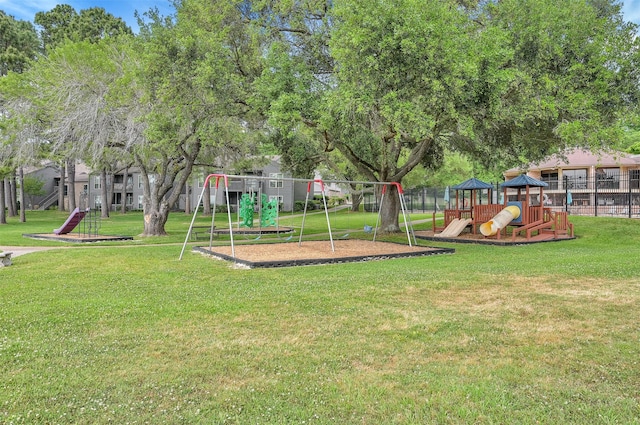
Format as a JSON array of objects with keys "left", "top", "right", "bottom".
[
  {"left": 501, "top": 174, "right": 548, "bottom": 188},
  {"left": 451, "top": 177, "right": 493, "bottom": 190}
]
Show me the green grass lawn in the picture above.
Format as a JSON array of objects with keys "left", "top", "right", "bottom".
[{"left": 1, "top": 212, "right": 639, "bottom": 424}]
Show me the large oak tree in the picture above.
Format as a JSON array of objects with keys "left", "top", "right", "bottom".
[
  {"left": 124, "top": 3, "right": 259, "bottom": 235},
  {"left": 254, "top": 0, "right": 640, "bottom": 231}
]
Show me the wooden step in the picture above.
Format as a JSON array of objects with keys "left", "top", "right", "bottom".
[{"left": 528, "top": 233, "right": 555, "bottom": 242}]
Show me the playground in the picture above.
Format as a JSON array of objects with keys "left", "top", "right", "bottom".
[
  {"left": 14, "top": 174, "right": 576, "bottom": 269},
  {"left": 416, "top": 175, "right": 575, "bottom": 245},
  {"left": 22, "top": 207, "right": 133, "bottom": 243},
  {"left": 181, "top": 174, "right": 453, "bottom": 267}
]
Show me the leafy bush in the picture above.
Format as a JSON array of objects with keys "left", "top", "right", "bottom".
[{"left": 294, "top": 200, "right": 317, "bottom": 211}]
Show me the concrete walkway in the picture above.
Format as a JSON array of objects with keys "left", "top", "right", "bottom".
[{"left": 0, "top": 246, "right": 61, "bottom": 257}]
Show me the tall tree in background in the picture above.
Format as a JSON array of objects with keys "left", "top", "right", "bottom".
[
  {"left": 29, "top": 5, "right": 133, "bottom": 212},
  {"left": 249, "top": 0, "right": 334, "bottom": 178},
  {"left": 16, "top": 40, "right": 124, "bottom": 214},
  {"left": 35, "top": 5, "right": 132, "bottom": 51},
  {"left": 461, "top": 0, "right": 640, "bottom": 163},
  {"left": 0, "top": 11, "right": 39, "bottom": 222},
  {"left": 0, "top": 11, "right": 39, "bottom": 75}
]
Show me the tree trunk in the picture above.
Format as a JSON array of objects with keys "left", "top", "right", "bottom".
[
  {"left": 18, "top": 167, "right": 25, "bottom": 222},
  {"left": 58, "top": 162, "right": 66, "bottom": 212},
  {"left": 100, "top": 169, "right": 109, "bottom": 218},
  {"left": 4, "top": 179, "right": 14, "bottom": 217},
  {"left": 0, "top": 181, "right": 5, "bottom": 224},
  {"left": 349, "top": 183, "right": 363, "bottom": 212},
  {"left": 107, "top": 172, "right": 114, "bottom": 215},
  {"left": 351, "top": 192, "right": 363, "bottom": 212},
  {"left": 120, "top": 167, "right": 128, "bottom": 214},
  {"left": 67, "top": 160, "right": 76, "bottom": 211},
  {"left": 9, "top": 174, "right": 17, "bottom": 216},
  {"left": 184, "top": 183, "right": 191, "bottom": 214},
  {"left": 379, "top": 184, "right": 401, "bottom": 232},
  {"left": 203, "top": 179, "right": 211, "bottom": 215},
  {"left": 143, "top": 199, "right": 170, "bottom": 236},
  {"left": 135, "top": 134, "right": 201, "bottom": 236}
]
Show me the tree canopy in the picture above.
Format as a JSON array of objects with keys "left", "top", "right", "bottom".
[
  {"left": 0, "top": 11, "right": 39, "bottom": 75},
  {"left": 35, "top": 4, "right": 132, "bottom": 51},
  {"left": 253, "top": 0, "right": 640, "bottom": 230}
]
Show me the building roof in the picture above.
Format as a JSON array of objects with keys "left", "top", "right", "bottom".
[
  {"left": 505, "top": 149, "right": 640, "bottom": 175},
  {"left": 451, "top": 177, "right": 493, "bottom": 190},
  {"left": 501, "top": 174, "right": 548, "bottom": 188}
]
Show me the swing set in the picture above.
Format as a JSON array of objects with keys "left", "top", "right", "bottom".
[{"left": 179, "top": 174, "right": 416, "bottom": 260}]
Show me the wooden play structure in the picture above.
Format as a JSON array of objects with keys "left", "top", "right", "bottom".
[
  {"left": 433, "top": 178, "right": 494, "bottom": 237},
  {"left": 433, "top": 175, "right": 574, "bottom": 242}
]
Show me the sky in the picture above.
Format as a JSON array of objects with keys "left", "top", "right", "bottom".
[
  {"left": 622, "top": 0, "right": 640, "bottom": 24},
  {"left": 0, "top": 0, "right": 175, "bottom": 32},
  {"left": 0, "top": 0, "right": 639, "bottom": 32}
]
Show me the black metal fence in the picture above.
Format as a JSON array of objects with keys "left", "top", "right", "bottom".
[
  {"left": 405, "top": 174, "right": 640, "bottom": 218},
  {"left": 403, "top": 183, "right": 501, "bottom": 213}
]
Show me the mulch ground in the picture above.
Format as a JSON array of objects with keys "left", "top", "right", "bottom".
[{"left": 194, "top": 239, "right": 454, "bottom": 268}]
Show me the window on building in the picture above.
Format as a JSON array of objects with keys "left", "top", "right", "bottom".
[
  {"left": 563, "top": 169, "right": 588, "bottom": 189},
  {"left": 596, "top": 167, "right": 620, "bottom": 189},
  {"left": 94, "top": 176, "right": 101, "bottom": 190},
  {"left": 269, "top": 195, "right": 284, "bottom": 207},
  {"left": 571, "top": 193, "right": 590, "bottom": 206},
  {"left": 269, "top": 173, "right": 283, "bottom": 188},
  {"left": 138, "top": 195, "right": 144, "bottom": 210},
  {"left": 630, "top": 170, "right": 640, "bottom": 189},
  {"left": 138, "top": 174, "right": 156, "bottom": 189},
  {"left": 541, "top": 172, "right": 558, "bottom": 190}
]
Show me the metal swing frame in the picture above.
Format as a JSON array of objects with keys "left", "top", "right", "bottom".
[{"left": 179, "top": 174, "right": 416, "bottom": 260}]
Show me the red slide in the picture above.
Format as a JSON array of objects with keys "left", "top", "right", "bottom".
[{"left": 53, "top": 208, "right": 87, "bottom": 235}]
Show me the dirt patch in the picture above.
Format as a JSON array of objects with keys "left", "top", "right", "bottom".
[{"left": 195, "top": 239, "right": 453, "bottom": 268}]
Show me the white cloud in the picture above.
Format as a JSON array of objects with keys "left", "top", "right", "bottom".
[{"left": 0, "top": 0, "right": 58, "bottom": 22}]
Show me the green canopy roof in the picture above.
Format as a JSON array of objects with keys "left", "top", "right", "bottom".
[
  {"left": 500, "top": 174, "right": 548, "bottom": 188},
  {"left": 452, "top": 177, "right": 493, "bottom": 190}
]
